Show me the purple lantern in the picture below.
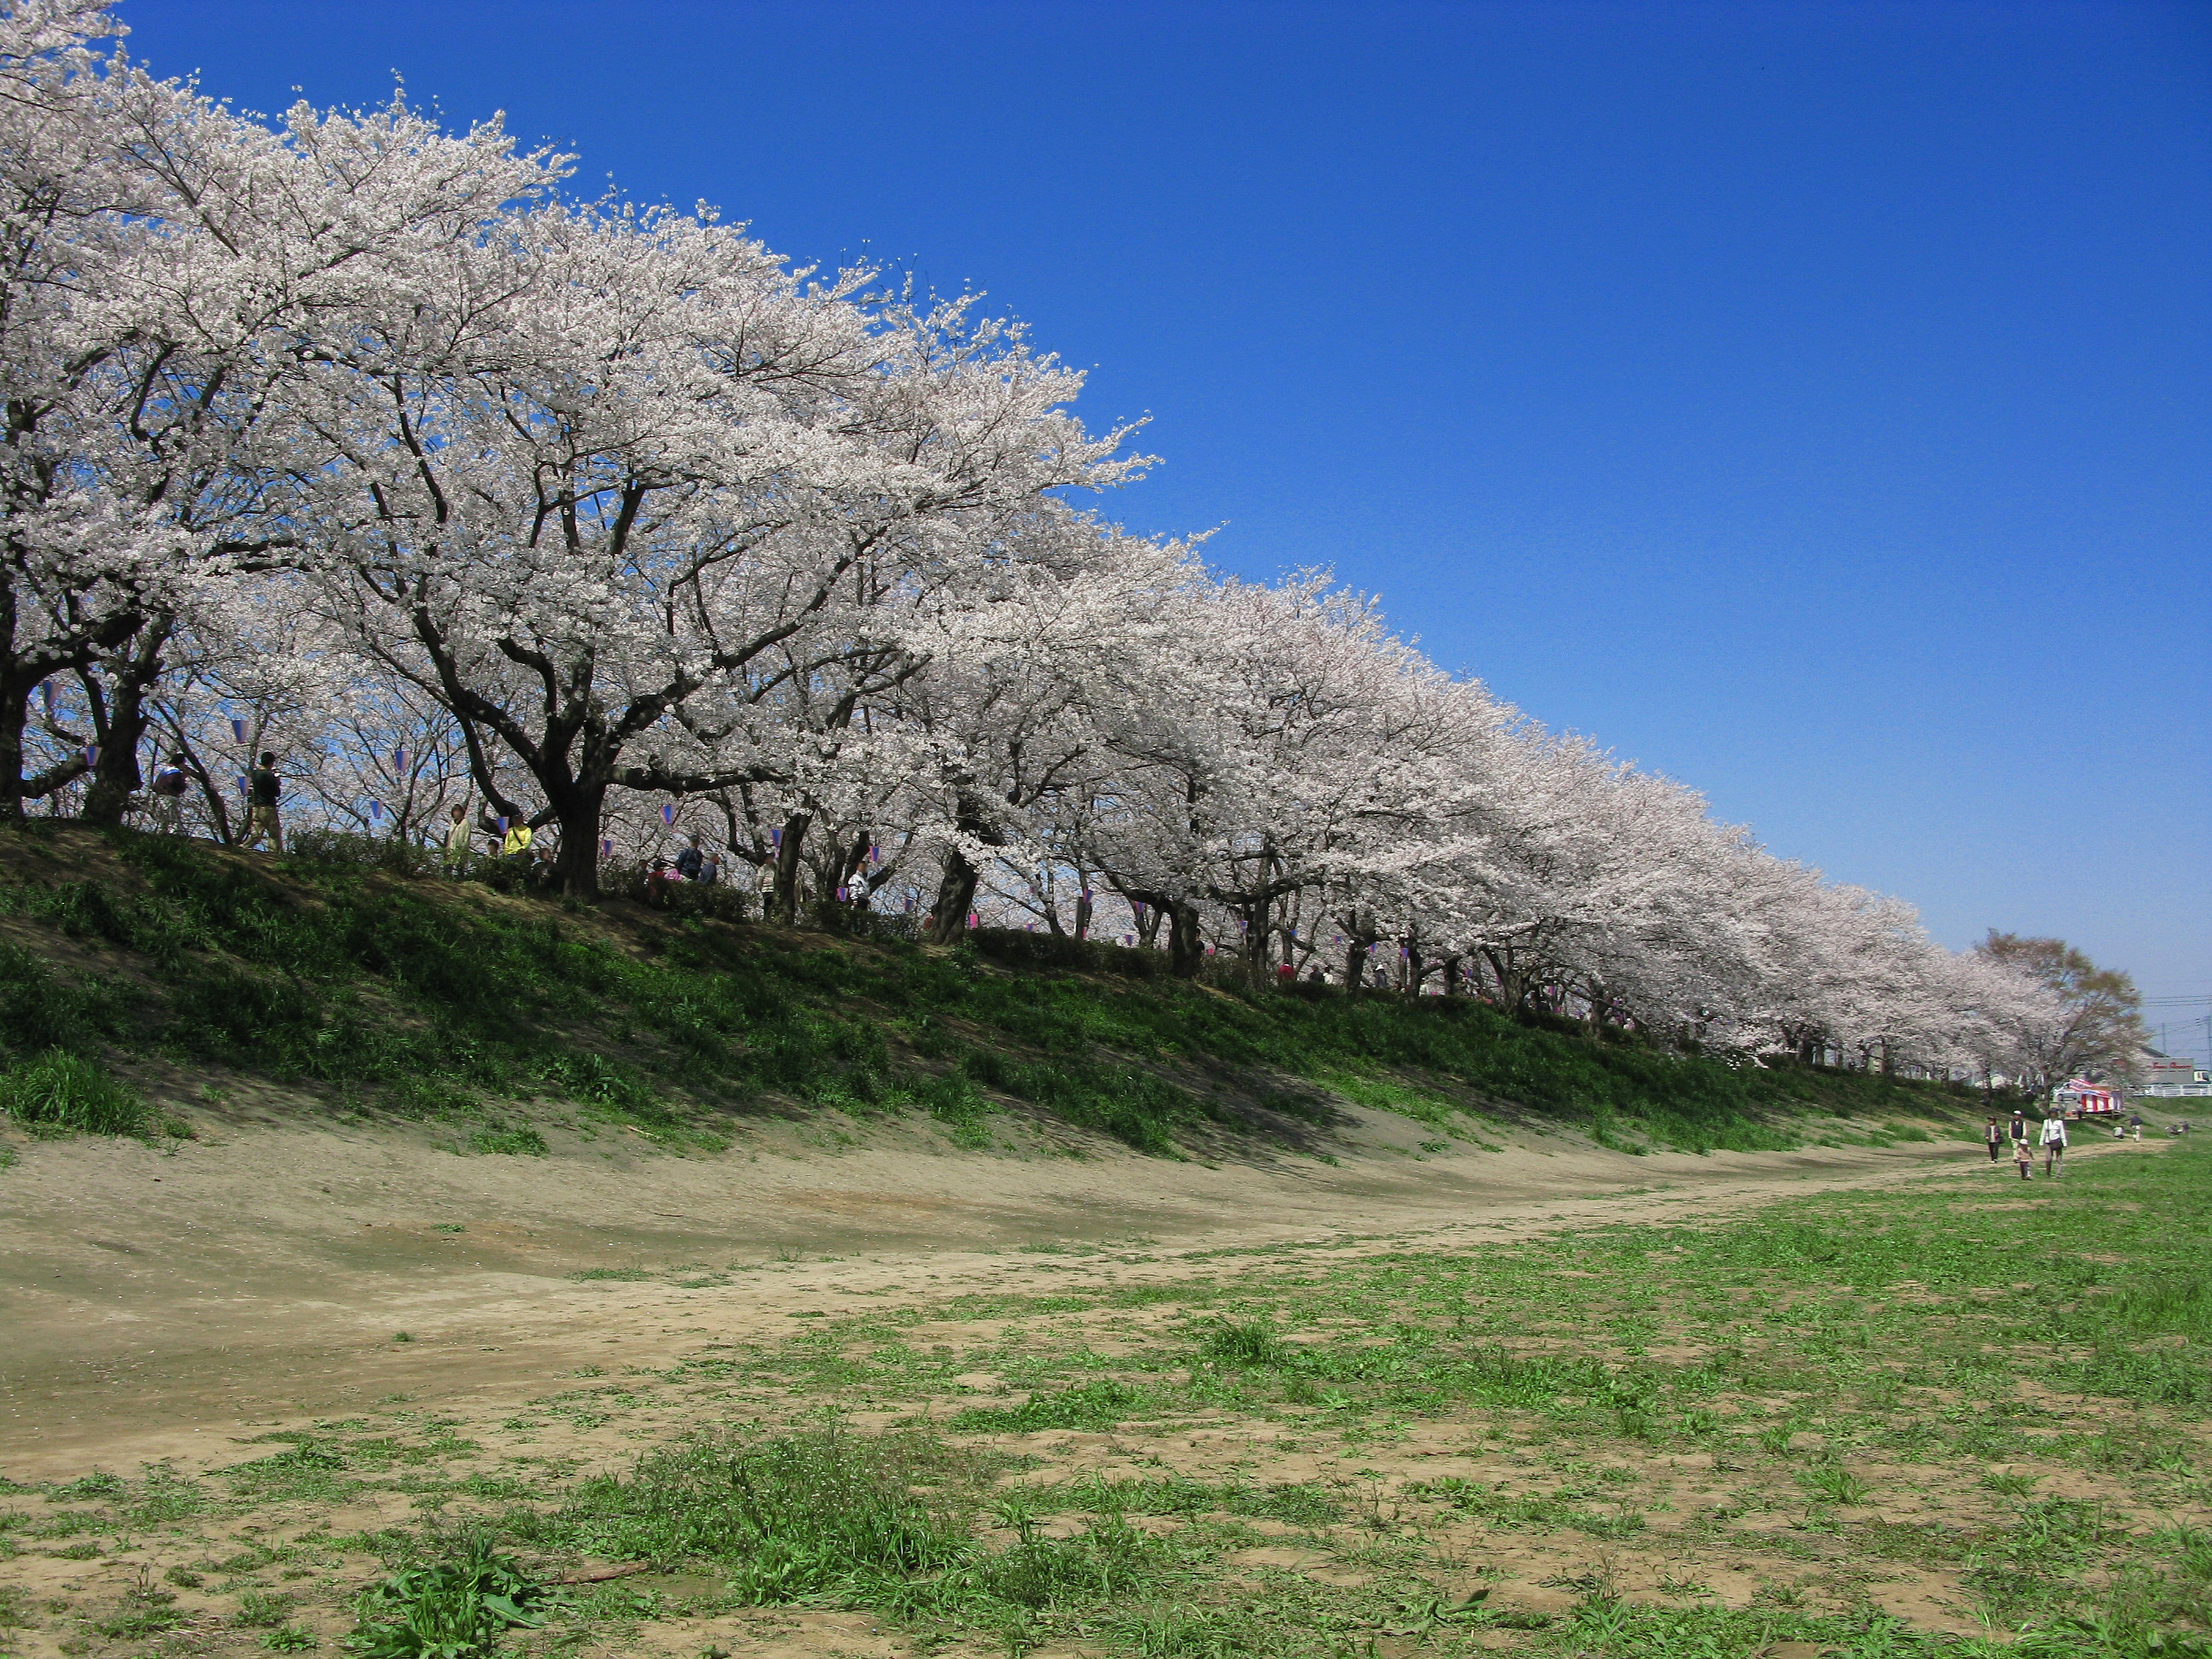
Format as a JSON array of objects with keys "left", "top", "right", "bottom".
[
  {"left": 660, "top": 803, "right": 676, "bottom": 826},
  {"left": 600, "top": 838, "right": 612, "bottom": 859},
  {"left": 393, "top": 748, "right": 406, "bottom": 771},
  {"left": 869, "top": 843, "right": 881, "bottom": 864},
  {"left": 368, "top": 800, "right": 382, "bottom": 822},
  {"left": 83, "top": 745, "right": 97, "bottom": 767},
  {"left": 236, "top": 775, "right": 249, "bottom": 797},
  {"left": 770, "top": 826, "right": 782, "bottom": 847},
  {"left": 231, "top": 717, "right": 247, "bottom": 743},
  {"left": 38, "top": 683, "right": 54, "bottom": 715},
  {"left": 497, "top": 816, "right": 509, "bottom": 832}
]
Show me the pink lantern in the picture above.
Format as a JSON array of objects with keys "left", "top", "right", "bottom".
[{"left": 967, "top": 911, "right": 979, "bottom": 929}]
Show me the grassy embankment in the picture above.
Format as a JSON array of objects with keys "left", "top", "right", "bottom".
[
  {"left": 0, "top": 821, "right": 1971, "bottom": 1162},
  {"left": 1, "top": 1113, "right": 2203, "bottom": 1656}
]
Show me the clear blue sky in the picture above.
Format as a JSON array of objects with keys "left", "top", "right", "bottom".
[{"left": 119, "top": 0, "right": 2212, "bottom": 1043}]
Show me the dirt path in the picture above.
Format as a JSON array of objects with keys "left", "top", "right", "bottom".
[{"left": 0, "top": 1109, "right": 2019, "bottom": 1483}]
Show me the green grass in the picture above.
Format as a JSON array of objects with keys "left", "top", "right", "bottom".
[
  {"left": 0, "top": 822, "right": 1976, "bottom": 1157},
  {"left": 3, "top": 1144, "right": 2205, "bottom": 1659},
  {"left": 0, "top": 1046, "right": 151, "bottom": 1137}
]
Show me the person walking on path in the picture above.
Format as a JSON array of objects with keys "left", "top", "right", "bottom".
[
  {"left": 148, "top": 754, "right": 189, "bottom": 835},
  {"left": 441, "top": 803, "right": 473, "bottom": 873},
  {"left": 2013, "top": 1135, "right": 2035, "bottom": 1180},
  {"left": 2128, "top": 1111, "right": 2144, "bottom": 1141},
  {"left": 1983, "top": 1118, "right": 2005, "bottom": 1162},
  {"left": 242, "top": 752, "right": 284, "bottom": 853},
  {"left": 2039, "top": 1114, "right": 2069, "bottom": 1177},
  {"left": 2008, "top": 1109, "right": 2029, "bottom": 1155}
]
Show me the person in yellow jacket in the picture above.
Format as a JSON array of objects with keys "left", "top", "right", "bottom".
[{"left": 502, "top": 820, "right": 533, "bottom": 859}]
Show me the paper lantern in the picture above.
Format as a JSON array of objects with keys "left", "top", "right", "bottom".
[
  {"left": 236, "top": 776, "right": 248, "bottom": 797},
  {"left": 230, "top": 718, "right": 247, "bottom": 742},
  {"left": 393, "top": 748, "right": 405, "bottom": 771},
  {"left": 497, "top": 816, "right": 509, "bottom": 832},
  {"left": 967, "top": 911, "right": 979, "bottom": 928},
  {"left": 368, "top": 800, "right": 382, "bottom": 822},
  {"left": 661, "top": 803, "right": 676, "bottom": 826},
  {"left": 38, "top": 683, "right": 54, "bottom": 715},
  {"left": 83, "top": 745, "right": 97, "bottom": 767},
  {"left": 601, "top": 839, "right": 612, "bottom": 859},
  {"left": 868, "top": 843, "right": 880, "bottom": 864}
]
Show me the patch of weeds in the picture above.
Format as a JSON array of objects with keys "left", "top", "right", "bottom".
[
  {"left": 348, "top": 1537, "right": 554, "bottom": 1659},
  {"left": 236, "top": 1588, "right": 294, "bottom": 1627},
  {"left": 1799, "top": 1465, "right": 1871, "bottom": 1506},
  {"left": 947, "top": 1379, "right": 1159, "bottom": 1433},
  {"left": 0, "top": 1048, "right": 150, "bottom": 1138},
  {"left": 467, "top": 1124, "right": 548, "bottom": 1156},
  {"left": 1197, "top": 1318, "right": 1291, "bottom": 1369},
  {"left": 550, "top": 1424, "right": 979, "bottom": 1594},
  {"left": 568, "top": 1268, "right": 651, "bottom": 1283}
]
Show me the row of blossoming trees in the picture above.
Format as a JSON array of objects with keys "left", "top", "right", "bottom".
[{"left": 0, "top": 1, "right": 2065, "bottom": 1080}]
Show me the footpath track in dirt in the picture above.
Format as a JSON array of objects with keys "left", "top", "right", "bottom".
[{"left": 0, "top": 1124, "right": 2013, "bottom": 1481}]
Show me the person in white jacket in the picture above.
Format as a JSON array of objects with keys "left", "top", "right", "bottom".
[
  {"left": 2039, "top": 1114, "right": 2069, "bottom": 1177},
  {"left": 441, "top": 802, "right": 474, "bottom": 874}
]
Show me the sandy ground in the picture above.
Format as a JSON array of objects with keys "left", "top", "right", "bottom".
[{"left": 0, "top": 1106, "right": 1988, "bottom": 1483}]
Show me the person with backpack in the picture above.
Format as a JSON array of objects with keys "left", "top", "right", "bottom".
[
  {"left": 1982, "top": 1118, "right": 2005, "bottom": 1163},
  {"left": 148, "top": 753, "right": 189, "bottom": 835},
  {"left": 242, "top": 752, "right": 284, "bottom": 853}
]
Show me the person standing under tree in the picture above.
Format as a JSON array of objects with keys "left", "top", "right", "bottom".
[
  {"left": 675, "top": 832, "right": 705, "bottom": 882},
  {"left": 441, "top": 803, "right": 473, "bottom": 873},
  {"left": 148, "top": 754, "right": 189, "bottom": 835},
  {"left": 242, "top": 752, "right": 284, "bottom": 853},
  {"left": 1983, "top": 1118, "right": 2005, "bottom": 1163},
  {"left": 2039, "top": 1113, "right": 2068, "bottom": 1177}
]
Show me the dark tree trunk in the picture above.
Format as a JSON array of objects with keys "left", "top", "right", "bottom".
[
  {"left": 77, "top": 620, "right": 172, "bottom": 828},
  {"left": 1073, "top": 882, "right": 1092, "bottom": 941},
  {"left": 551, "top": 786, "right": 608, "bottom": 896},
  {"left": 1167, "top": 899, "right": 1205, "bottom": 978},
  {"left": 927, "top": 845, "right": 980, "bottom": 944},
  {"left": 772, "top": 813, "right": 812, "bottom": 923}
]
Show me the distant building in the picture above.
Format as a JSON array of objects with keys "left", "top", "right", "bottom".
[{"left": 2139, "top": 1053, "right": 2211, "bottom": 1098}]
